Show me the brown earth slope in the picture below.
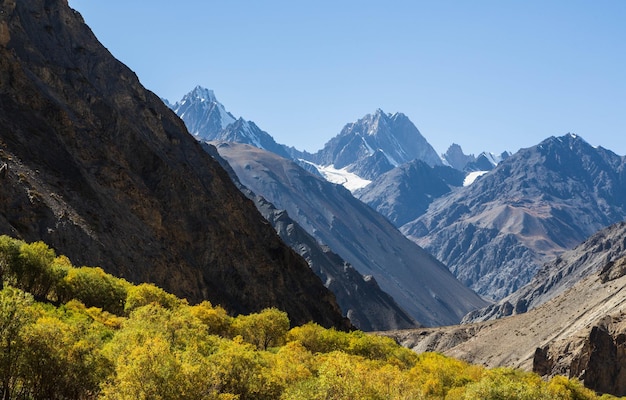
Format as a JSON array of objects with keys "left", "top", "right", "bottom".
[
  {"left": 383, "top": 246, "right": 626, "bottom": 395},
  {"left": 0, "top": 0, "right": 348, "bottom": 328}
]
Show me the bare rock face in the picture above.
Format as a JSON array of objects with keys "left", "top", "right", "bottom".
[
  {"left": 534, "top": 315, "right": 626, "bottom": 396},
  {"left": 531, "top": 253, "right": 626, "bottom": 396},
  {"left": 0, "top": 0, "right": 349, "bottom": 328}
]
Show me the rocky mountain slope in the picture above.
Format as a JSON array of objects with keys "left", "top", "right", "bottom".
[
  {"left": 355, "top": 159, "right": 465, "bottom": 228},
  {"left": 212, "top": 141, "right": 488, "bottom": 327},
  {"left": 464, "top": 221, "right": 626, "bottom": 322},
  {"left": 0, "top": 0, "right": 349, "bottom": 328},
  {"left": 305, "top": 109, "right": 443, "bottom": 180},
  {"left": 203, "top": 143, "right": 417, "bottom": 331},
  {"left": 402, "top": 134, "right": 626, "bottom": 300},
  {"left": 382, "top": 223, "right": 626, "bottom": 396}
]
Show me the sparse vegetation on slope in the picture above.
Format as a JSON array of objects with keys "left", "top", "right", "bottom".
[{"left": 0, "top": 236, "right": 613, "bottom": 399}]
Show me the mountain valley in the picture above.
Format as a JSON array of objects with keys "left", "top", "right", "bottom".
[{"left": 3, "top": 0, "right": 626, "bottom": 396}]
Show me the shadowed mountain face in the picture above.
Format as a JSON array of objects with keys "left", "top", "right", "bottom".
[
  {"left": 212, "top": 142, "right": 488, "bottom": 327},
  {"left": 402, "top": 134, "right": 626, "bottom": 301},
  {"left": 356, "top": 160, "right": 465, "bottom": 228},
  {"left": 0, "top": 0, "right": 349, "bottom": 329}
]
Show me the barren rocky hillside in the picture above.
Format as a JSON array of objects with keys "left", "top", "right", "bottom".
[{"left": 382, "top": 238, "right": 626, "bottom": 395}]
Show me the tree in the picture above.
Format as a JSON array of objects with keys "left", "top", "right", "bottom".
[
  {"left": 16, "top": 241, "right": 57, "bottom": 299},
  {"left": 57, "top": 266, "right": 129, "bottom": 315},
  {"left": 286, "top": 322, "right": 349, "bottom": 354},
  {"left": 124, "top": 283, "right": 183, "bottom": 313},
  {"left": 231, "top": 308, "right": 289, "bottom": 350},
  {"left": 0, "top": 287, "right": 36, "bottom": 400},
  {"left": 0, "top": 236, "right": 22, "bottom": 290},
  {"left": 189, "top": 301, "right": 232, "bottom": 337}
]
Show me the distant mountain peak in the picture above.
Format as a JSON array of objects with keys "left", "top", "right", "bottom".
[
  {"left": 307, "top": 109, "right": 442, "bottom": 181},
  {"left": 168, "top": 87, "right": 236, "bottom": 139},
  {"left": 187, "top": 85, "right": 218, "bottom": 103},
  {"left": 443, "top": 143, "right": 476, "bottom": 171}
]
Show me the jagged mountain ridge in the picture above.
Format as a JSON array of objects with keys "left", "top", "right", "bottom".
[
  {"left": 305, "top": 109, "right": 443, "bottom": 180},
  {"left": 0, "top": 0, "right": 349, "bottom": 329},
  {"left": 402, "top": 134, "right": 626, "bottom": 300},
  {"left": 212, "top": 141, "right": 488, "bottom": 327},
  {"left": 167, "top": 87, "right": 292, "bottom": 159},
  {"left": 382, "top": 221, "right": 626, "bottom": 396},
  {"left": 442, "top": 143, "right": 476, "bottom": 171},
  {"left": 203, "top": 143, "right": 418, "bottom": 331},
  {"left": 464, "top": 221, "right": 626, "bottom": 322}
]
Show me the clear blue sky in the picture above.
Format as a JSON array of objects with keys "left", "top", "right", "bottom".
[{"left": 68, "top": 0, "right": 626, "bottom": 156}]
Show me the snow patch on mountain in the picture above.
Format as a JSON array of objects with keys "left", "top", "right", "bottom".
[
  {"left": 216, "top": 102, "right": 236, "bottom": 130},
  {"left": 300, "top": 160, "right": 371, "bottom": 192},
  {"left": 463, "top": 170, "right": 489, "bottom": 186}
]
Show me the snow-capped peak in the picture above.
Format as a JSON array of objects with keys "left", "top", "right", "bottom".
[
  {"left": 169, "top": 86, "right": 237, "bottom": 139},
  {"left": 189, "top": 85, "right": 217, "bottom": 103}
]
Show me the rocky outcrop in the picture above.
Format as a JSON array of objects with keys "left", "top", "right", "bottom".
[
  {"left": 534, "top": 314, "right": 626, "bottom": 396},
  {"left": 0, "top": 0, "right": 349, "bottom": 328},
  {"left": 530, "top": 254, "right": 626, "bottom": 396}
]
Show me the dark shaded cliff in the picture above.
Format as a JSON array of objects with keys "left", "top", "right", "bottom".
[{"left": 0, "top": 0, "right": 348, "bottom": 328}]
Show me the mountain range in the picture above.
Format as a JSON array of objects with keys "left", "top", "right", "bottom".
[
  {"left": 168, "top": 84, "right": 626, "bottom": 312},
  {"left": 0, "top": 0, "right": 348, "bottom": 329},
  {"left": 170, "top": 86, "right": 626, "bottom": 306},
  {"left": 402, "top": 134, "right": 626, "bottom": 300}
]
